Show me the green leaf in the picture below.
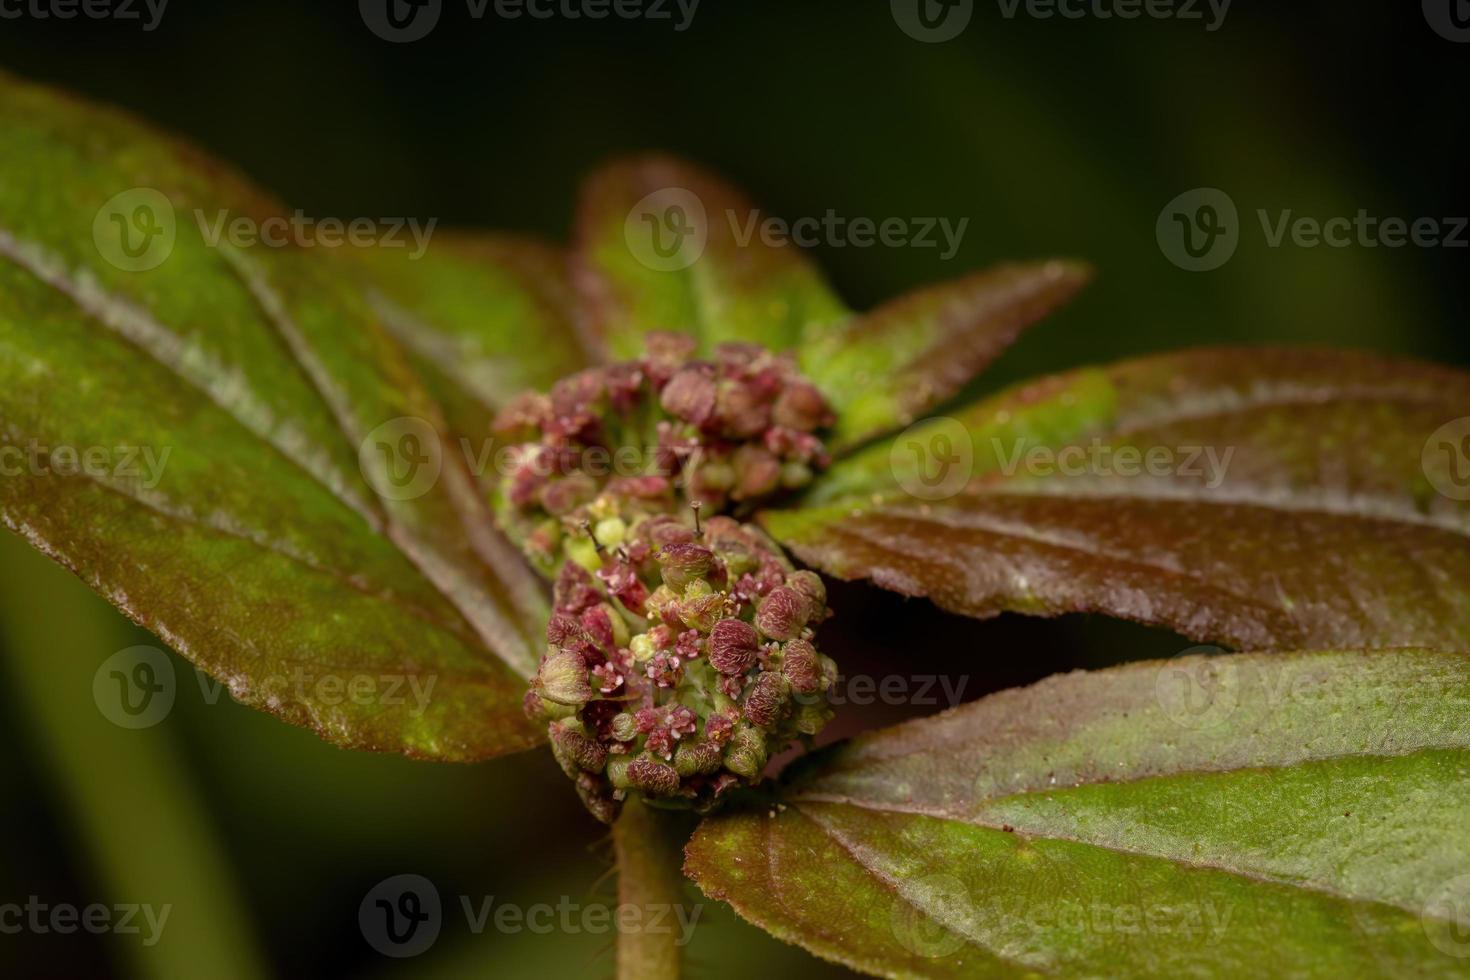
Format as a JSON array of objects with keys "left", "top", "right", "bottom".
[
  {"left": 767, "top": 348, "right": 1470, "bottom": 650},
  {"left": 0, "top": 72, "right": 548, "bottom": 760},
  {"left": 800, "top": 260, "right": 1092, "bottom": 450},
  {"left": 687, "top": 648, "right": 1470, "bottom": 979},
  {"left": 573, "top": 155, "right": 850, "bottom": 359}
]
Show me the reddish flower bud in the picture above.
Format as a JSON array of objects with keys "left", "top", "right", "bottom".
[
  {"left": 643, "top": 331, "right": 698, "bottom": 384},
  {"left": 549, "top": 720, "right": 608, "bottom": 777},
  {"left": 659, "top": 542, "right": 715, "bottom": 590},
  {"left": 755, "top": 586, "right": 808, "bottom": 641},
  {"left": 708, "top": 619, "right": 760, "bottom": 675},
  {"left": 731, "top": 444, "right": 782, "bottom": 500},
  {"left": 627, "top": 756, "right": 682, "bottom": 797},
  {"left": 787, "top": 570, "right": 827, "bottom": 621},
  {"left": 742, "top": 671, "right": 790, "bottom": 728},
  {"left": 780, "top": 638, "right": 823, "bottom": 695},
  {"left": 660, "top": 367, "right": 718, "bottom": 426},
  {"left": 574, "top": 772, "right": 621, "bottom": 825},
  {"left": 715, "top": 380, "right": 771, "bottom": 439},
  {"left": 772, "top": 380, "right": 832, "bottom": 432}
]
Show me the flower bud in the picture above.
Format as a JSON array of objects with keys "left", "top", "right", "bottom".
[
  {"left": 659, "top": 542, "right": 715, "bottom": 591},
  {"left": 755, "top": 586, "right": 808, "bottom": 641},
  {"left": 574, "top": 772, "right": 621, "bottom": 825},
  {"left": 611, "top": 712, "right": 639, "bottom": 742},
  {"left": 772, "top": 380, "right": 832, "bottom": 432},
  {"left": 787, "top": 570, "right": 827, "bottom": 621},
  {"left": 723, "top": 725, "right": 768, "bottom": 780},
  {"left": 537, "top": 648, "right": 592, "bottom": 705},
  {"left": 715, "top": 380, "right": 771, "bottom": 439},
  {"left": 731, "top": 444, "right": 781, "bottom": 500},
  {"left": 676, "top": 591, "right": 726, "bottom": 633},
  {"left": 627, "top": 756, "right": 682, "bottom": 797},
  {"left": 709, "top": 618, "right": 760, "bottom": 675},
  {"left": 742, "top": 671, "right": 790, "bottom": 728},
  {"left": 780, "top": 638, "right": 823, "bottom": 695},
  {"left": 674, "top": 738, "right": 724, "bottom": 778},
  {"left": 660, "top": 367, "right": 718, "bottom": 426},
  {"left": 549, "top": 719, "right": 608, "bottom": 777}
]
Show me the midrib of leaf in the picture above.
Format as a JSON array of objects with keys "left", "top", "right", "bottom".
[
  {"left": 221, "top": 245, "right": 543, "bottom": 677},
  {"left": 787, "top": 745, "right": 1465, "bottom": 923},
  {"left": 1, "top": 227, "right": 541, "bottom": 679}
]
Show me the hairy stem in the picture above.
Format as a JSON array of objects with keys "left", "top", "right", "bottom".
[{"left": 614, "top": 799, "right": 694, "bottom": 980}]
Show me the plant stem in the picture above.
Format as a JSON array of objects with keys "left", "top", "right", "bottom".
[{"left": 613, "top": 799, "right": 692, "bottom": 980}]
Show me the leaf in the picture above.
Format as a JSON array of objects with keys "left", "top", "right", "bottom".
[
  {"left": 687, "top": 648, "right": 1470, "bottom": 979},
  {"left": 800, "top": 260, "right": 1093, "bottom": 450},
  {"left": 0, "top": 71, "right": 549, "bottom": 760},
  {"left": 766, "top": 347, "right": 1470, "bottom": 650},
  {"left": 350, "top": 231, "right": 590, "bottom": 440},
  {"left": 572, "top": 155, "right": 850, "bottom": 360}
]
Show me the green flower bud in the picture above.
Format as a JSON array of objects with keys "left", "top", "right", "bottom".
[
  {"left": 593, "top": 516, "right": 627, "bottom": 549},
  {"left": 673, "top": 738, "right": 724, "bottom": 778},
  {"left": 611, "top": 712, "right": 639, "bottom": 742},
  {"left": 607, "top": 754, "right": 635, "bottom": 790},
  {"left": 629, "top": 634, "right": 657, "bottom": 663},
  {"left": 537, "top": 649, "right": 592, "bottom": 706},
  {"left": 723, "top": 725, "right": 768, "bottom": 781}
]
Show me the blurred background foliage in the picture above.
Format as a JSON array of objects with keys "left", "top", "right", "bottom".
[{"left": 0, "top": 1, "right": 1465, "bottom": 976}]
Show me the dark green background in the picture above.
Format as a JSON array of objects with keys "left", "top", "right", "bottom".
[{"left": 1, "top": 2, "right": 1465, "bottom": 977}]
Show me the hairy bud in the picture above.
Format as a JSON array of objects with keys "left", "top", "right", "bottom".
[
  {"left": 708, "top": 618, "right": 761, "bottom": 675},
  {"left": 755, "top": 586, "right": 808, "bottom": 641}
]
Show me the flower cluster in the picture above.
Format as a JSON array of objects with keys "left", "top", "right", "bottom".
[
  {"left": 500, "top": 334, "right": 840, "bottom": 822},
  {"left": 493, "top": 332, "right": 833, "bottom": 575},
  {"left": 523, "top": 514, "right": 836, "bottom": 822}
]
